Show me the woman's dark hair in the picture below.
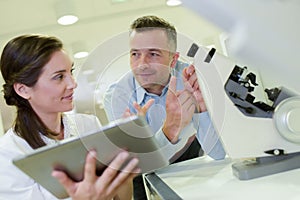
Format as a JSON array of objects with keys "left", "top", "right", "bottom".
[{"left": 0, "top": 34, "right": 63, "bottom": 149}]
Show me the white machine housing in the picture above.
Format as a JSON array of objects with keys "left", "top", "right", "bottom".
[{"left": 182, "top": 0, "right": 300, "bottom": 159}]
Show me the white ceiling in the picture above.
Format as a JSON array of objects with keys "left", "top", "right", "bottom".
[
  {"left": 0, "top": 0, "right": 224, "bottom": 131},
  {"left": 0, "top": 0, "right": 223, "bottom": 53}
]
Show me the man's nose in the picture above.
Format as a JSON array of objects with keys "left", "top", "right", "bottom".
[{"left": 138, "top": 54, "right": 149, "bottom": 69}]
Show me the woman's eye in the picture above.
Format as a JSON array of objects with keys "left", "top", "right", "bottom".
[{"left": 54, "top": 74, "right": 64, "bottom": 80}]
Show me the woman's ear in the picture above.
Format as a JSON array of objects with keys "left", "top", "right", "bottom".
[
  {"left": 13, "top": 83, "right": 31, "bottom": 100},
  {"left": 170, "top": 52, "right": 180, "bottom": 68}
]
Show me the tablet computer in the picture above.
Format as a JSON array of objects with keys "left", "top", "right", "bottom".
[{"left": 12, "top": 115, "right": 169, "bottom": 199}]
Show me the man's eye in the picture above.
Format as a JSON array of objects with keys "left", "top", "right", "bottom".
[{"left": 151, "top": 52, "right": 159, "bottom": 57}]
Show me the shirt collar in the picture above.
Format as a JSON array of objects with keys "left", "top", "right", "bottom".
[
  {"left": 134, "top": 78, "right": 169, "bottom": 104},
  {"left": 40, "top": 113, "right": 78, "bottom": 145}
]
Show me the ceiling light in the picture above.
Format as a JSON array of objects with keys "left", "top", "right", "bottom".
[
  {"left": 57, "top": 15, "right": 78, "bottom": 26},
  {"left": 72, "top": 41, "right": 89, "bottom": 59},
  {"left": 55, "top": 0, "right": 79, "bottom": 25},
  {"left": 111, "top": 0, "right": 128, "bottom": 3},
  {"left": 166, "top": 0, "right": 182, "bottom": 6},
  {"left": 74, "top": 51, "right": 89, "bottom": 59}
]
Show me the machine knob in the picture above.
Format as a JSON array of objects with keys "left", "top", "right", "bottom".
[{"left": 273, "top": 96, "right": 300, "bottom": 143}]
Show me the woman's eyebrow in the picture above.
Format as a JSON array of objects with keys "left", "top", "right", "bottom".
[{"left": 52, "top": 69, "right": 66, "bottom": 75}]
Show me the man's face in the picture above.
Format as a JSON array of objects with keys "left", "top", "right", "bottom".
[{"left": 129, "top": 29, "right": 177, "bottom": 95}]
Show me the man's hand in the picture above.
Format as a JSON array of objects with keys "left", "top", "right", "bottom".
[
  {"left": 183, "top": 65, "right": 207, "bottom": 113},
  {"left": 122, "top": 99, "right": 155, "bottom": 118},
  {"left": 162, "top": 76, "right": 195, "bottom": 143}
]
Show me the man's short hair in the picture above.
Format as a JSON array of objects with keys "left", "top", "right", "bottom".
[{"left": 130, "top": 15, "right": 177, "bottom": 52}]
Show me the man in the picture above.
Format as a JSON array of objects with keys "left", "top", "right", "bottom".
[{"left": 103, "top": 15, "right": 226, "bottom": 199}]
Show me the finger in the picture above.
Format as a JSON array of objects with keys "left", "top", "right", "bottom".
[
  {"left": 118, "top": 157, "right": 140, "bottom": 174},
  {"left": 132, "top": 102, "right": 145, "bottom": 116},
  {"left": 169, "top": 76, "right": 177, "bottom": 93},
  {"left": 106, "top": 157, "right": 140, "bottom": 194},
  {"left": 140, "top": 99, "right": 154, "bottom": 114},
  {"left": 97, "top": 151, "right": 130, "bottom": 187},
  {"left": 193, "top": 89, "right": 204, "bottom": 101},
  {"left": 188, "top": 72, "right": 198, "bottom": 89},
  {"left": 123, "top": 107, "right": 132, "bottom": 118},
  {"left": 194, "top": 80, "right": 199, "bottom": 90},
  {"left": 177, "top": 90, "right": 193, "bottom": 105},
  {"left": 179, "top": 90, "right": 198, "bottom": 112},
  {"left": 132, "top": 100, "right": 154, "bottom": 116},
  {"left": 183, "top": 69, "right": 198, "bottom": 91},
  {"left": 52, "top": 170, "right": 77, "bottom": 195},
  {"left": 183, "top": 95, "right": 198, "bottom": 117},
  {"left": 193, "top": 90, "right": 207, "bottom": 112},
  {"left": 132, "top": 101, "right": 140, "bottom": 110},
  {"left": 186, "top": 65, "right": 195, "bottom": 76},
  {"left": 183, "top": 79, "right": 194, "bottom": 93},
  {"left": 143, "top": 98, "right": 154, "bottom": 110},
  {"left": 182, "top": 67, "right": 189, "bottom": 80},
  {"left": 83, "top": 150, "right": 97, "bottom": 183},
  {"left": 182, "top": 69, "right": 194, "bottom": 93},
  {"left": 166, "top": 76, "right": 177, "bottom": 100},
  {"left": 187, "top": 101, "right": 196, "bottom": 114}
]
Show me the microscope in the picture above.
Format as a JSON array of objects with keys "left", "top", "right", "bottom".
[{"left": 182, "top": 0, "right": 300, "bottom": 180}]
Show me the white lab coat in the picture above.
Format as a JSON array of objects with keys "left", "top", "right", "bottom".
[{"left": 0, "top": 113, "right": 101, "bottom": 200}]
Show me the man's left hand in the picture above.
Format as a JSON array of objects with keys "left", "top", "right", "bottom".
[{"left": 183, "top": 65, "right": 207, "bottom": 113}]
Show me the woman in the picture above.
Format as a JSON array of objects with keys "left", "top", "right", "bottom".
[{"left": 0, "top": 34, "right": 140, "bottom": 200}]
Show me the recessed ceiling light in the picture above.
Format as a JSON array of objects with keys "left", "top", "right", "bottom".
[
  {"left": 111, "top": 0, "right": 128, "bottom": 3},
  {"left": 82, "top": 69, "right": 95, "bottom": 76},
  {"left": 166, "top": 0, "right": 182, "bottom": 7},
  {"left": 55, "top": 0, "right": 79, "bottom": 25},
  {"left": 74, "top": 51, "right": 89, "bottom": 59},
  {"left": 57, "top": 15, "right": 78, "bottom": 26},
  {"left": 72, "top": 41, "right": 89, "bottom": 59}
]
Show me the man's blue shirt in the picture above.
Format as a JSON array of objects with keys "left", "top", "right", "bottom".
[{"left": 103, "top": 61, "right": 226, "bottom": 160}]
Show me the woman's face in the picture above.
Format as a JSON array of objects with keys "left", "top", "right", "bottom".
[{"left": 26, "top": 50, "right": 77, "bottom": 116}]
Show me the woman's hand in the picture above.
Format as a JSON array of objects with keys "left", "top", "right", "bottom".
[{"left": 52, "top": 150, "right": 140, "bottom": 200}]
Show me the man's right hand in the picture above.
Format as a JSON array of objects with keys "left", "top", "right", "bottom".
[
  {"left": 163, "top": 76, "right": 195, "bottom": 143},
  {"left": 122, "top": 99, "right": 155, "bottom": 118}
]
